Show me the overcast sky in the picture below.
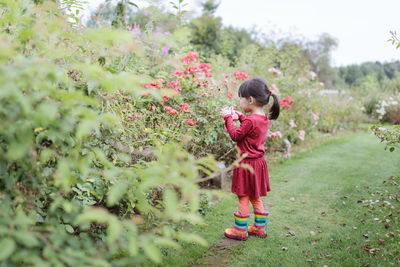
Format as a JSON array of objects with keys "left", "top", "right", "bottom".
[{"left": 84, "top": 0, "right": 400, "bottom": 67}]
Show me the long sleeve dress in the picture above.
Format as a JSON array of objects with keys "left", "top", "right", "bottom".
[{"left": 224, "top": 113, "right": 271, "bottom": 197}]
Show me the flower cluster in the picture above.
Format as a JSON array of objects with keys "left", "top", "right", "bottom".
[
  {"left": 174, "top": 71, "right": 187, "bottom": 78},
  {"left": 289, "top": 119, "right": 297, "bottom": 128},
  {"left": 181, "top": 52, "right": 199, "bottom": 65},
  {"left": 164, "top": 106, "right": 178, "bottom": 115},
  {"left": 267, "top": 131, "right": 283, "bottom": 139},
  {"left": 298, "top": 130, "right": 306, "bottom": 141},
  {"left": 375, "top": 97, "right": 399, "bottom": 120},
  {"left": 307, "top": 71, "right": 317, "bottom": 80},
  {"left": 268, "top": 67, "right": 281, "bottom": 76},
  {"left": 234, "top": 71, "right": 248, "bottom": 80},
  {"left": 227, "top": 91, "right": 234, "bottom": 100},
  {"left": 311, "top": 110, "right": 319, "bottom": 128},
  {"left": 179, "top": 103, "right": 190, "bottom": 112},
  {"left": 280, "top": 96, "right": 295, "bottom": 110},
  {"left": 186, "top": 63, "right": 212, "bottom": 77},
  {"left": 167, "top": 80, "right": 182, "bottom": 95},
  {"left": 144, "top": 78, "right": 165, "bottom": 89}
]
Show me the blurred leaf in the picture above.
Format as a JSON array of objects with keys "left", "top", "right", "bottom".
[
  {"left": 0, "top": 238, "right": 16, "bottom": 261},
  {"left": 143, "top": 240, "right": 162, "bottom": 264},
  {"left": 13, "top": 231, "right": 40, "bottom": 248},
  {"left": 75, "top": 207, "right": 109, "bottom": 224},
  {"left": 107, "top": 217, "right": 123, "bottom": 243},
  {"left": 107, "top": 181, "right": 129, "bottom": 207},
  {"left": 176, "top": 232, "right": 208, "bottom": 246}
]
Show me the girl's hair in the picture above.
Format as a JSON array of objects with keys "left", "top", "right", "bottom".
[{"left": 238, "top": 77, "right": 280, "bottom": 120}]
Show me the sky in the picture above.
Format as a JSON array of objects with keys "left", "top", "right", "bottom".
[{"left": 84, "top": 0, "right": 400, "bottom": 67}]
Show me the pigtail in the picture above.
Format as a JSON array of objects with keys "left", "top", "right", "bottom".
[{"left": 268, "top": 94, "right": 280, "bottom": 120}]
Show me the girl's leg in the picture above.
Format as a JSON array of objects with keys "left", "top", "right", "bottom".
[
  {"left": 249, "top": 196, "right": 264, "bottom": 213},
  {"left": 248, "top": 196, "right": 268, "bottom": 238},
  {"left": 238, "top": 195, "right": 250, "bottom": 216},
  {"left": 224, "top": 195, "right": 250, "bottom": 241}
]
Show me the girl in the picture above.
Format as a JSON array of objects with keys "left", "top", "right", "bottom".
[{"left": 221, "top": 77, "right": 280, "bottom": 241}]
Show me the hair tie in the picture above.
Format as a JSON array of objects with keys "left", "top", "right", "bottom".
[{"left": 270, "top": 91, "right": 273, "bottom": 96}]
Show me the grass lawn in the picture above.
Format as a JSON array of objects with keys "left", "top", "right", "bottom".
[{"left": 161, "top": 131, "right": 400, "bottom": 267}]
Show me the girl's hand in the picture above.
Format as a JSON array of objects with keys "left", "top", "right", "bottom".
[
  {"left": 235, "top": 111, "right": 243, "bottom": 117},
  {"left": 220, "top": 108, "right": 232, "bottom": 117}
]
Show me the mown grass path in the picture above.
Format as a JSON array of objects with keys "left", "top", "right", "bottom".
[{"left": 163, "top": 132, "right": 400, "bottom": 267}]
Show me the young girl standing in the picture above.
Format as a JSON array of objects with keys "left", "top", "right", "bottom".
[{"left": 221, "top": 77, "right": 280, "bottom": 241}]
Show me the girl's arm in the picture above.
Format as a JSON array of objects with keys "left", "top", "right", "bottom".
[
  {"left": 235, "top": 111, "right": 246, "bottom": 122},
  {"left": 224, "top": 115, "right": 253, "bottom": 142}
]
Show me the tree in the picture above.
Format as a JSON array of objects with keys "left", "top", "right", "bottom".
[{"left": 301, "top": 33, "right": 338, "bottom": 87}]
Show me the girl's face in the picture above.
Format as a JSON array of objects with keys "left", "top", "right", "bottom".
[{"left": 239, "top": 96, "right": 253, "bottom": 113}]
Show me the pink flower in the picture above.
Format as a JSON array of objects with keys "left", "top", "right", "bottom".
[
  {"left": 151, "top": 105, "right": 156, "bottom": 112},
  {"left": 169, "top": 109, "right": 177, "bottom": 115},
  {"left": 267, "top": 131, "right": 282, "bottom": 139},
  {"left": 187, "top": 119, "right": 195, "bottom": 126},
  {"left": 298, "top": 130, "right": 306, "bottom": 141},
  {"left": 311, "top": 111, "right": 319, "bottom": 121},
  {"left": 227, "top": 91, "right": 234, "bottom": 100},
  {"left": 163, "top": 95, "right": 173, "bottom": 102},
  {"left": 270, "top": 83, "right": 279, "bottom": 94},
  {"left": 233, "top": 71, "right": 248, "bottom": 80},
  {"left": 307, "top": 71, "right": 317, "bottom": 80},
  {"left": 268, "top": 67, "right": 281, "bottom": 76},
  {"left": 297, "top": 77, "right": 308, "bottom": 86},
  {"left": 284, "top": 153, "right": 291, "bottom": 158},
  {"left": 289, "top": 119, "right": 297, "bottom": 128},
  {"left": 155, "top": 78, "right": 165, "bottom": 84},
  {"left": 135, "top": 113, "right": 142, "bottom": 118},
  {"left": 164, "top": 106, "right": 172, "bottom": 111},
  {"left": 225, "top": 74, "right": 230, "bottom": 78},
  {"left": 179, "top": 103, "right": 190, "bottom": 112},
  {"left": 181, "top": 52, "right": 199, "bottom": 65},
  {"left": 174, "top": 71, "right": 185, "bottom": 77}
]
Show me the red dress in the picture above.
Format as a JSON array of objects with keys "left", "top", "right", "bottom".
[{"left": 224, "top": 113, "right": 271, "bottom": 198}]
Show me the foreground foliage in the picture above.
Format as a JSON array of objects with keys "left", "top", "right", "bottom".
[{"left": 0, "top": 1, "right": 217, "bottom": 265}]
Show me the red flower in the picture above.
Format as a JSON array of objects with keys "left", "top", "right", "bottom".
[
  {"left": 187, "top": 119, "right": 195, "bottom": 126},
  {"left": 181, "top": 52, "right": 199, "bottom": 65},
  {"left": 164, "top": 106, "right": 172, "bottom": 111},
  {"left": 179, "top": 103, "right": 190, "bottom": 112},
  {"left": 233, "top": 71, "right": 248, "bottom": 80},
  {"left": 227, "top": 91, "right": 234, "bottom": 100},
  {"left": 169, "top": 109, "right": 177, "bottom": 115},
  {"left": 163, "top": 95, "right": 173, "bottom": 102},
  {"left": 279, "top": 96, "right": 295, "bottom": 110}
]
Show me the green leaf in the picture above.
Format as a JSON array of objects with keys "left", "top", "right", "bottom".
[
  {"left": 154, "top": 237, "right": 180, "bottom": 249},
  {"left": 107, "top": 181, "right": 129, "bottom": 207},
  {"left": 143, "top": 241, "right": 162, "bottom": 263},
  {"left": 107, "top": 217, "right": 123, "bottom": 243},
  {"left": 75, "top": 207, "right": 109, "bottom": 224},
  {"left": 389, "top": 147, "right": 395, "bottom": 152},
  {"left": 65, "top": 224, "right": 74, "bottom": 234},
  {"left": 164, "top": 189, "right": 178, "bottom": 216},
  {"left": 13, "top": 231, "right": 40, "bottom": 248},
  {"left": 176, "top": 232, "right": 208, "bottom": 246},
  {"left": 128, "top": 2, "right": 138, "bottom": 8},
  {"left": 76, "top": 119, "right": 99, "bottom": 140},
  {"left": 0, "top": 238, "right": 16, "bottom": 261},
  {"left": 128, "top": 235, "right": 138, "bottom": 256}
]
